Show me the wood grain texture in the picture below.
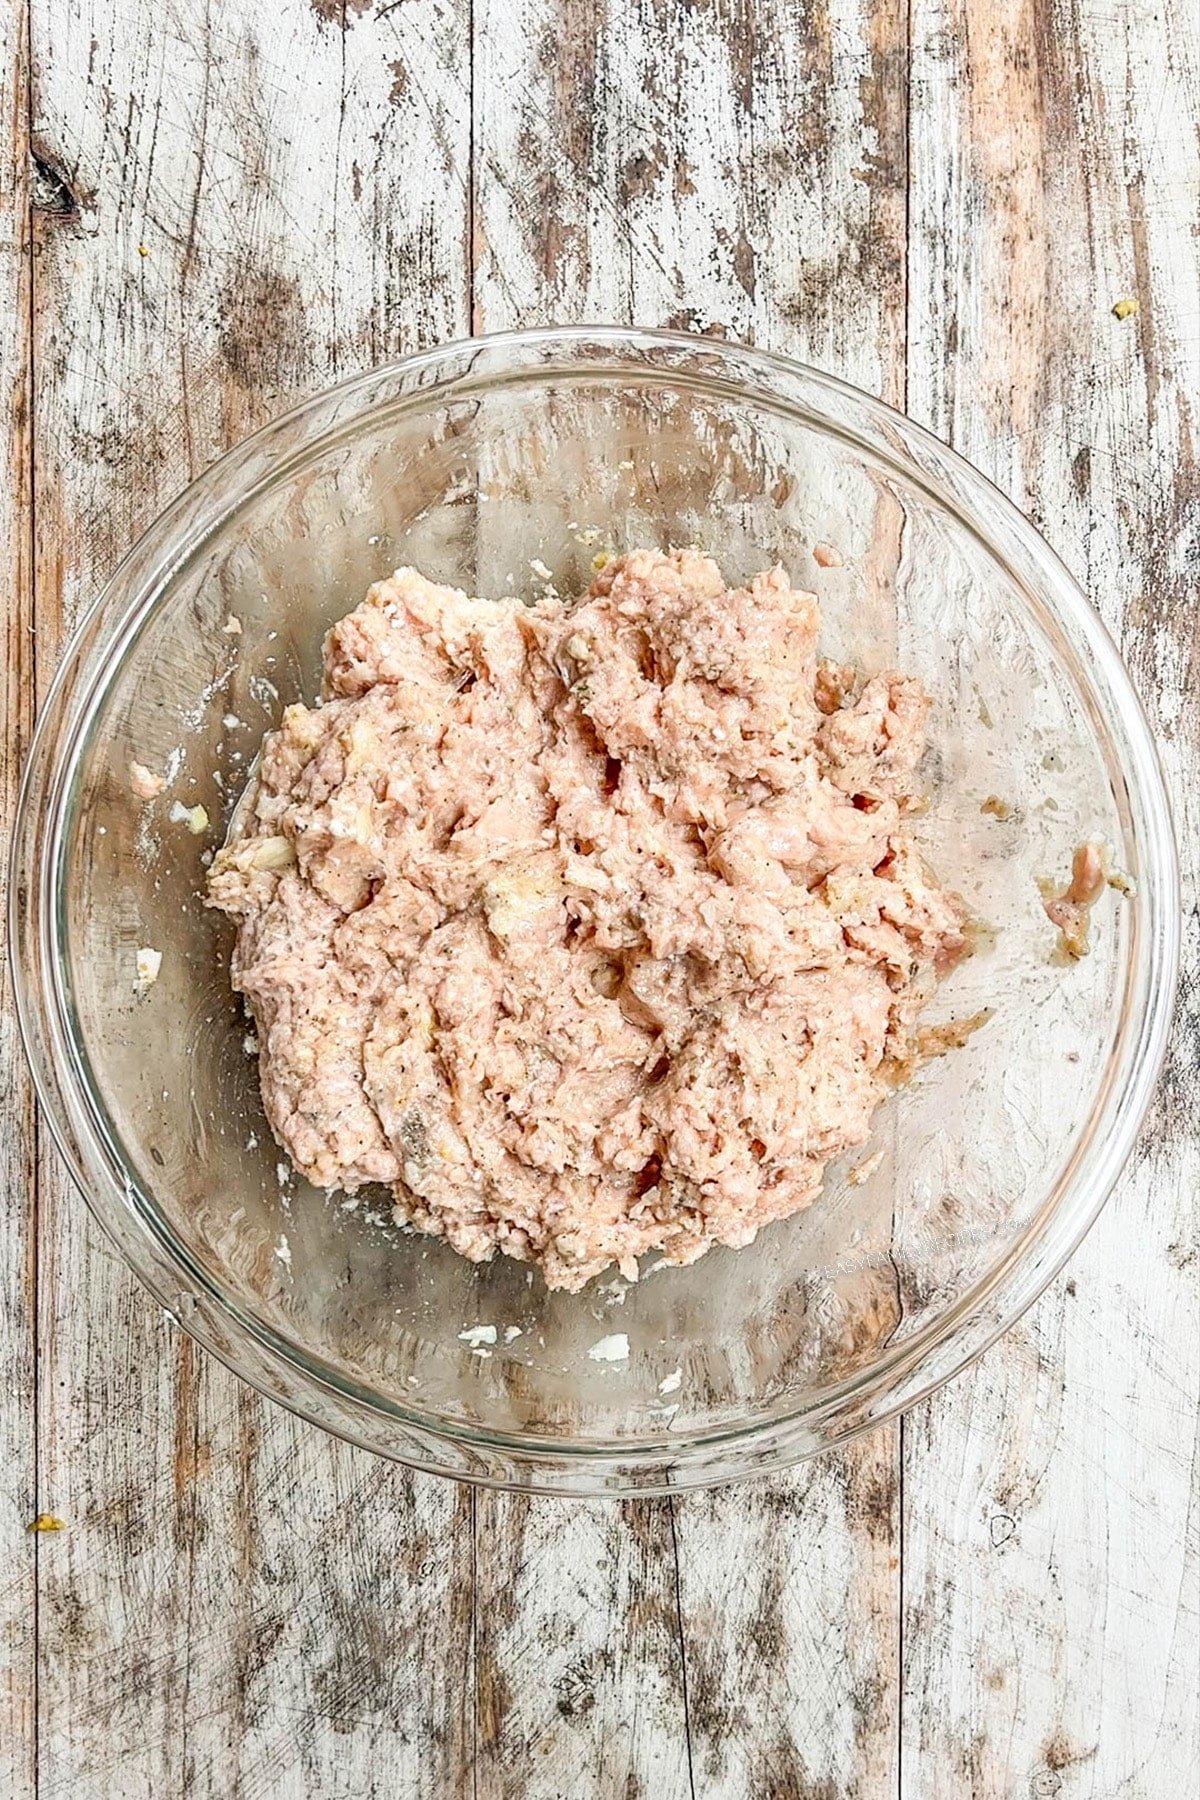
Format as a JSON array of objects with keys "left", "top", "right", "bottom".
[
  {"left": 0, "top": 0, "right": 1195, "bottom": 1794},
  {"left": 27, "top": 2, "right": 474, "bottom": 1794},
  {"left": 1, "top": 5, "right": 36, "bottom": 1796},
  {"left": 902, "top": 1, "right": 1200, "bottom": 1793},
  {"left": 473, "top": 4, "right": 907, "bottom": 1793},
  {"left": 472, "top": 1496, "right": 693, "bottom": 1800}
]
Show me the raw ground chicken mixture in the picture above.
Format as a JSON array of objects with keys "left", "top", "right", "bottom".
[{"left": 208, "top": 549, "right": 971, "bottom": 1292}]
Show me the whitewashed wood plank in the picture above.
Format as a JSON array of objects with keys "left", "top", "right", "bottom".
[
  {"left": 903, "top": 1, "right": 1199, "bottom": 1793},
  {"left": 473, "top": 1496, "right": 694, "bottom": 1800},
  {"left": 0, "top": 4, "right": 36, "bottom": 1794},
  {"left": 473, "top": 3, "right": 907, "bottom": 1793},
  {"left": 23, "top": 1, "right": 1195, "bottom": 1794},
  {"left": 475, "top": 0, "right": 908, "bottom": 401},
  {"left": 29, "top": 1, "right": 474, "bottom": 1793},
  {"left": 665, "top": 1, "right": 910, "bottom": 1779}
]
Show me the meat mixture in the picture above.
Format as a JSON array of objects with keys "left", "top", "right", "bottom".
[
  {"left": 1040, "top": 841, "right": 1109, "bottom": 960},
  {"left": 208, "top": 550, "right": 969, "bottom": 1291}
]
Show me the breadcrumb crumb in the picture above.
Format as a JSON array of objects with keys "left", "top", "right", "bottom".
[
  {"left": 128, "top": 760, "right": 164, "bottom": 799},
  {"left": 134, "top": 947, "right": 162, "bottom": 994}
]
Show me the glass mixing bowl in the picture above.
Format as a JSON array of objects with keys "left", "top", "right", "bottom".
[{"left": 11, "top": 328, "right": 1178, "bottom": 1494}]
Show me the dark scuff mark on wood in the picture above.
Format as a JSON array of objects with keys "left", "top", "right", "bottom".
[
  {"left": 1139, "top": 898, "right": 1200, "bottom": 1150},
  {"left": 618, "top": 144, "right": 667, "bottom": 206},
  {"left": 310, "top": 0, "right": 375, "bottom": 28},
  {"left": 29, "top": 134, "right": 93, "bottom": 222},
  {"left": 667, "top": 1498, "right": 698, "bottom": 1800},
  {"left": 663, "top": 309, "right": 729, "bottom": 338},
  {"left": 1071, "top": 444, "right": 1091, "bottom": 496},
  {"left": 217, "top": 264, "right": 307, "bottom": 390},
  {"left": 1040, "top": 1728, "right": 1099, "bottom": 1776},
  {"left": 554, "top": 1647, "right": 611, "bottom": 1718},
  {"left": 171, "top": 1333, "right": 201, "bottom": 1548}
]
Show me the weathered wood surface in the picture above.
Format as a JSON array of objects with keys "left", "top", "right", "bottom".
[
  {"left": 902, "top": 5, "right": 1199, "bottom": 1794},
  {"left": 2, "top": 2, "right": 36, "bottom": 1794},
  {"left": 0, "top": 1, "right": 1195, "bottom": 1796},
  {"left": 27, "top": 4, "right": 475, "bottom": 1796},
  {"left": 474, "top": 8, "right": 908, "bottom": 1797}
]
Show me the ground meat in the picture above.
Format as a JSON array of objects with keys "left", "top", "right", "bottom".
[
  {"left": 1040, "top": 841, "right": 1108, "bottom": 959},
  {"left": 208, "top": 550, "right": 971, "bottom": 1292}
]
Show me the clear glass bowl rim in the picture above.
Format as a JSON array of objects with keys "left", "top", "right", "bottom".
[{"left": 9, "top": 325, "right": 1180, "bottom": 1495}]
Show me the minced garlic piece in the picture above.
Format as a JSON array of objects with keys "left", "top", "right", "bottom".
[{"left": 248, "top": 835, "right": 296, "bottom": 871}]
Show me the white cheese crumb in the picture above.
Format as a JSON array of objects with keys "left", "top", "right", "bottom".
[
  {"left": 588, "top": 1332, "right": 630, "bottom": 1364},
  {"left": 458, "top": 1324, "right": 498, "bottom": 1349},
  {"left": 503, "top": 1325, "right": 523, "bottom": 1344},
  {"left": 245, "top": 1132, "right": 258, "bottom": 1151},
  {"left": 275, "top": 1162, "right": 291, "bottom": 1187},
  {"left": 659, "top": 1367, "right": 682, "bottom": 1394},
  {"left": 222, "top": 614, "right": 242, "bottom": 636},
  {"left": 530, "top": 558, "right": 554, "bottom": 581},
  {"left": 274, "top": 1235, "right": 291, "bottom": 1266},
  {"left": 134, "top": 947, "right": 162, "bottom": 994},
  {"left": 222, "top": 713, "right": 241, "bottom": 731}
]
